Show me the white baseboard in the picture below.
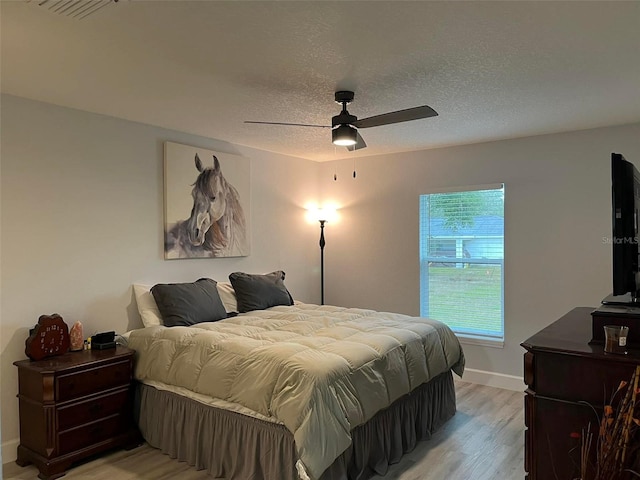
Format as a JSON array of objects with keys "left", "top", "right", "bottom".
[
  {"left": 2, "top": 438, "right": 19, "bottom": 465},
  {"left": 456, "top": 367, "right": 524, "bottom": 392}
]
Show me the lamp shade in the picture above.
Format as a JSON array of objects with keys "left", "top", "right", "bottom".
[
  {"left": 309, "top": 207, "right": 338, "bottom": 223},
  {"left": 332, "top": 124, "right": 357, "bottom": 146}
]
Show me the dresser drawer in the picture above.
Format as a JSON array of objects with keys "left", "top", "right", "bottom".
[
  {"left": 529, "top": 395, "right": 594, "bottom": 480},
  {"left": 535, "top": 351, "right": 636, "bottom": 403},
  {"left": 58, "top": 414, "right": 127, "bottom": 455},
  {"left": 57, "top": 388, "right": 130, "bottom": 430},
  {"left": 56, "top": 360, "right": 130, "bottom": 402}
]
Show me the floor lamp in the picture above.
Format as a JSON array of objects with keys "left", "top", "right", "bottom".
[
  {"left": 310, "top": 207, "right": 336, "bottom": 305},
  {"left": 318, "top": 218, "right": 326, "bottom": 305}
]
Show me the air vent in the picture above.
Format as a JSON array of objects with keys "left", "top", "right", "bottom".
[{"left": 27, "top": 0, "right": 118, "bottom": 20}]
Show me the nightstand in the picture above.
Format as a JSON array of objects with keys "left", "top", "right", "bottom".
[{"left": 14, "top": 346, "right": 142, "bottom": 480}]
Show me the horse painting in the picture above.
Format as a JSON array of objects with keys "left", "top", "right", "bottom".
[{"left": 165, "top": 153, "right": 248, "bottom": 258}]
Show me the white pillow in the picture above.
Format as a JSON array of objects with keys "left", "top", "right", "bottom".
[
  {"left": 133, "top": 284, "right": 163, "bottom": 327},
  {"left": 216, "top": 281, "right": 238, "bottom": 313}
]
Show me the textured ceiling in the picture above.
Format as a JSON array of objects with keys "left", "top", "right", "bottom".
[{"left": 2, "top": 1, "right": 639, "bottom": 161}]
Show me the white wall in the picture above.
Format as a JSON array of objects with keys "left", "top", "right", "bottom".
[
  {"left": 320, "top": 123, "right": 640, "bottom": 382},
  {"left": 0, "top": 95, "right": 321, "bottom": 461}
]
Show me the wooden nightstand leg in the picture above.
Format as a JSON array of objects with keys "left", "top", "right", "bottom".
[
  {"left": 123, "top": 430, "right": 144, "bottom": 451},
  {"left": 15, "top": 458, "right": 31, "bottom": 467},
  {"left": 38, "top": 471, "right": 67, "bottom": 480},
  {"left": 36, "top": 460, "right": 70, "bottom": 480},
  {"left": 16, "top": 445, "right": 70, "bottom": 480},
  {"left": 16, "top": 445, "right": 32, "bottom": 467}
]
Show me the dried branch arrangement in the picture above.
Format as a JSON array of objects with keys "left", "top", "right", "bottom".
[{"left": 574, "top": 365, "right": 640, "bottom": 480}]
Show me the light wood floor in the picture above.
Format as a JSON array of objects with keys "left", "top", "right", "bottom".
[{"left": 3, "top": 380, "right": 525, "bottom": 480}]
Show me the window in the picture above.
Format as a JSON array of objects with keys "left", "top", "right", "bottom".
[{"left": 419, "top": 184, "right": 505, "bottom": 345}]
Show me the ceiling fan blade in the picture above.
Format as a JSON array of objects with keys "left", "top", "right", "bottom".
[
  {"left": 347, "top": 131, "right": 367, "bottom": 151},
  {"left": 244, "top": 121, "right": 330, "bottom": 128},
  {"left": 353, "top": 105, "right": 438, "bottom": 129}
]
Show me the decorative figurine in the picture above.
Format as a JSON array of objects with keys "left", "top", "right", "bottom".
[{"left": 69, "top": 321, "right": 84, "bottom": 351}]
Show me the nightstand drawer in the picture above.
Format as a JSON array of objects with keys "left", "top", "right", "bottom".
[
  {"left": 57, "top": 388, "right": 130, "bottom": 430},
  {"left": 56, "top": 359, "right": 130, "bottom": 401},
  {"left": 58, "top": 414, "right": 127, "bottom": 455}
]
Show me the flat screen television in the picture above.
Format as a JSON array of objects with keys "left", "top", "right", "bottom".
[{"left": 604, "top": 153, "right": 640, "bottom": 305}]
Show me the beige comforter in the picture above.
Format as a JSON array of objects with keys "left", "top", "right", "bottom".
[{"left": 127, "top": 303, "right": 465, "bottom": 479}]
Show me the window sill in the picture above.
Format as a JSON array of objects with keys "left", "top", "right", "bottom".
[{"left": 455, "top": 333, "right": 504, "bottom": 349}]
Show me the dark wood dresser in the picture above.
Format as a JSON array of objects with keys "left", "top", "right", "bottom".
[
  {"left": 14, "top": 346, "right": 142, "bottom": 479},
  {"left": 521, "top": 307, "right": 640, "bottom": 480}
]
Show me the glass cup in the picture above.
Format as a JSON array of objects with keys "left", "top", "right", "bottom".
[{"left": 604, "top": 325, "right": 629, "bottom": 354}]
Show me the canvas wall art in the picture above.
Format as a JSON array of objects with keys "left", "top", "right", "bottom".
[{"left": 164, "top": 142, "right": 250, "bottom": 259}]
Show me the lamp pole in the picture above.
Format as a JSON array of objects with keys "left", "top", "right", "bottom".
[{"left": 319, "top": 219, "right": 326, "bottom": 305}]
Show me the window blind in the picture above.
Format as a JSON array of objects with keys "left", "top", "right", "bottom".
[{"left": 419, "top": 185, "right": 505, "bottom": 341}]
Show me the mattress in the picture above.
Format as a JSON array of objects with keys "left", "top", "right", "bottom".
[{"left": 126, "top": 303, "right": 465, "bottom": 479}]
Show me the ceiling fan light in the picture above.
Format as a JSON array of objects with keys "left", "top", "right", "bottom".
[{"left": 332, "top": 124, "right": 357, "bottom": 146}]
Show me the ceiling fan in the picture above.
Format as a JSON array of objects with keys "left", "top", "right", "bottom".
[{"left": 245, "top": 91, "right": 438, "bottom": 151}]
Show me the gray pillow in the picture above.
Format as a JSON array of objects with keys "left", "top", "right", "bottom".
[
  {"left": 229, "top": 271, "right": 293, "bottom": 313},
  {"left": 151, "top": 278, "right": 227, "bottom": 327}
]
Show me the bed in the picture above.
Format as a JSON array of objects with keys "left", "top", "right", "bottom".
[{"left": 125, "top": 273, "right": 465, "bottom": 480}]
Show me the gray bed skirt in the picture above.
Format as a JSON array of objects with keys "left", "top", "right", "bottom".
[{"left": 135, "top": 370, "right": 456, "bottom": 480}]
